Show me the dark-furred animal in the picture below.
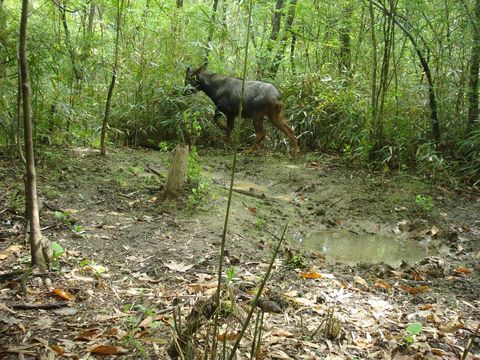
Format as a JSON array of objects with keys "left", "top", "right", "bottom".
[{"left": 184, "top": 64, "right": 300, "bottom": 154}]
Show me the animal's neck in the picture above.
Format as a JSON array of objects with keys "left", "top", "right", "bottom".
[{"left": 198, "top": 72, "right": 218, "bottom": 100}]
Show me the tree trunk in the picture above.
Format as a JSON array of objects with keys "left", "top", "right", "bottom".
[
  {"left": 369, "top": 0, "right": 378, "bottom": 139},
  {"left": 100, "top": 0, "right": 123, "bottom": 156},
  {"left": 270, "top": 0, "right": 284, "bottom": 45},
  {"left": 19, "top": 0, "right": 47, "bottom": 271},
  {"left": 259, "top": 0, "right": 284, "bottom": 77},
  {"left": 204, "top": 0, "right": 219, "bottom": 64},
  {"left": 290, "top": 30, "right": 297, "bottom": 75},
  {"left": 371, "top": 1, "right": 441, "bottom": 143},
  {"left": 339, "top": 4, "right": 353, "bottom": 76},
  {"left": 468, "top": 0, "right": 480, "bottom": 131},
  {"left": 165, "top": 145, "right": 189, "bottom": 198},
  {"left": 81, "top": 2, "right": 96, "bottom": 59},
  {"left": 0, "top": 0, "right": 6, "bottom": 79},
  {"left": 268, "top": 0, "right": 297, "bottom": 78},
  {"left": 59, "top": 0, "right": 83, "bottom": 83}
]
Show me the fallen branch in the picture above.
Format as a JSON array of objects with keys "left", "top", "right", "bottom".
[
  {"left": 43, "top": 201, "right": 63, "bottom": 212},
  {"left": 231, "top": 187, "right": 266, "bottom": 200},
  {"left": 328, "top": 197, "right": 344, "bottom": 208},
  {"left": 0, "top": 270, "right": 54, "bottom": 282},
  {"left": 12, "top": 302, "right": 70, "bottom": 310},
  {"left": 145, "top": 163, "right": 163, "bottom": 177}
]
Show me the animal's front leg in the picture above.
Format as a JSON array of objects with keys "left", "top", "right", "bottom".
[{"left": 213, "top": 111, "right": 227, "bottom": 131}]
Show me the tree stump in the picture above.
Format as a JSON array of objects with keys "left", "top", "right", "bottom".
[{"left": 164, "top": 145, "right": 189, "bottom": 198}]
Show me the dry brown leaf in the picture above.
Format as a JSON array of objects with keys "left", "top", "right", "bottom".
[
  {"left": 33, "top": 337, "right": 49, "bottom": 346},
  {"left": 134, "top": 330, "right": 150, "bottom": 339},
  {"left": 389, "top": 270, "right": 407, "bottom": 279},
  {"left": 411, "top": 271, "right": 425, "bottom": 281},
  {"left": 399, "top": 284, "right": 431, "bottom": 295},
  {"left": 103, "top": 328, "right": 122, "bottom": 338},
  {"left": 138, "top": 316, "right": 153, "bottom": 329},
  {"left": 455, "top": 266, "right": 473, "bottom": 274},
  {"left": 374, "top": 279, "right": 392, "bottom": 290},
  {"left": 0, "top": 245, "right": 24, "bottom": 260},
  {"left": 300, "top": 272, "right": 323, "bottom": 279},
  {"left": 88, "top": 345, "right": 129, "bottom": 355},
  {"left": 75, "top": 328, "right": 100, "bottom": 341},
  {"left": 248, "top": 207, "right": 257, "bottom": 214},
  {"left": 431, "top": 348, "right": 446, "bottom": 356},
  {"left": 164, "top": 261, "right": 194, "bottom": 272},
  {"left": 52, "top": 288, "right": 75, "bottom": 301},
  {"left": 439, "top": 321, "right": 464, "bottom": 333},
  {"left": 257, "top": 299, "right": 282, "bottom": 313},
  {"left": 354, "top": 276, "right": 368, "bottom": 288},
  {"left": 418, "top": 304, "right": 435, "bottom": 311},
  {"left": 217, "top": 332, "right": 240, "bottom": 341},
  {"left": 50, "top": 345, "right": 65, "bottom": 355},
  {"left": 428, "top": 226, "right": 440, "bottom": 237},
  {"left": 268, "top": 328, "right": 295, "bottom": 338}
]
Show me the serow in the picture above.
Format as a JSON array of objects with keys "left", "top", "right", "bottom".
[{"left": 184, "top": 63, "right": 300, "bottom": 154}]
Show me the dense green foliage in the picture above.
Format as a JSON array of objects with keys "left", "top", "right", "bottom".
[{"left": 0, "top": 0, "right": 479, "bottom": 183}]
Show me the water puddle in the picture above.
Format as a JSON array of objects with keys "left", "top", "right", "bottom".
[
  {"left": 302, "top": 231, "right": 436, "bottom": 266},
  {"left": 233, "top": 181, "right": 293, "bottom": 202}
]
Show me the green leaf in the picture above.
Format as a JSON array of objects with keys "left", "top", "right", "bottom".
[
  {"left": 51, "top": 242, "right": 65, "bottom": 257},
  {"left": 79, "top": 259, "right": 91, "bottom": 267},
  {"left": 54, "top": 211, "right": 64, "bottom": 220},
  {"left": 406, "top": 322, "right": 423, "bottom": 336}
]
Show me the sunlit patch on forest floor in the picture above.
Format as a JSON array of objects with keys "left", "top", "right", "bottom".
[{"left": 1, "top": 147, "right": 479, "bottom": 359}]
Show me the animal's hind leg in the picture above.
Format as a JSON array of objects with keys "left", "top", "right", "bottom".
[
  {"left": 248, "top": 114, "right": 266, "bottom": 152},
  {"left": 267, "top": 107, "right": 300, "bottom": 154},
  {"left": 226, "top": 115, "right": 235, "bottom": 146}
]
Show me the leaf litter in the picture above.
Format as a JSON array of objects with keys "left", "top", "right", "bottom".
[{"left": 0, "top": 148, "right": 479, "bottom": 359}]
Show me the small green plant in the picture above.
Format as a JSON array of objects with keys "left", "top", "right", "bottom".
[
  {"left": 415, "top": 194, "right": 434, "bottom": 212},
  {"left": 51, "top": 242, "right": 65, "bottom": 258},
  {"left": 127, "top": 165, "right": 143, "bottom": 175},
  {"left": 404, "top": 322, "right": 423, "bottom": 347},
  {"left": 55, "top": 210, "right": 73, "bottom": 224},
  {"left": 254, "top": 217, "right": 266, "bottom": 230},
  {"left": 188, "top": 180, "right": 210, "bottom": 210},
  {"left": 158, "top": 141, "right": 173, "bottom": 152},
  {"left": 121, "top": 333, "right": 147, "bottom": 358},
  {"left": 50, "top": 241, "right": 65, "bottom": 269},
  {"left": 79, "top": 259, "right": 91, "bottom": 267},
  {"left": 72, "top": 224, "right": 83, "bottom": 234},
  {"left": 187, "top": 146, "right": 202, "bottom": 185},
  {"left": 181, "top": 109, "right": 203, "bottom": 145},
  {"left": 225, "top": 267, "right": 236, "bottom": 283},
  {"left": 342, "top": 143, "right": 354, "bottom": 160},
  {"left": 287, "top": 254, "right": 307, "bottom": 269}
]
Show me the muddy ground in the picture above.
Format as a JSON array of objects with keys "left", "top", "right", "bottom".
[{"left": 0, "top": 146, "right": 479, "bottom": 359}]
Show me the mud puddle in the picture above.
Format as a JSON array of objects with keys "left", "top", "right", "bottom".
[{"left": 302, "top": 231, "right": 437, "bottom": 266}]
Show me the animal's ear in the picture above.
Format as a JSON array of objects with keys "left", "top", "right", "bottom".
[
  {"left": 186, "top": 66, "right": 191, "bottom": 74},
  {"left": 200, "top": 62, "right": 208, "bottom": 72},
  {"left": 193, "top": 63, "right": 206, "bottom": 76}
]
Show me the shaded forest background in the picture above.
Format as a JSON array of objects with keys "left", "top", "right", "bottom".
[{"left": 1, "top": 0, "right": 479, "bottom": 183}]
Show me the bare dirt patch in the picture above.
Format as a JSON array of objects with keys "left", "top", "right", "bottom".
[{"left": 1, "top": 147, "right": 479, "bottom": 359}]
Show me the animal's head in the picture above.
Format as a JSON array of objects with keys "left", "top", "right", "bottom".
[{"left": 184, "top": 63, "right": 207, "bottom": 95}]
